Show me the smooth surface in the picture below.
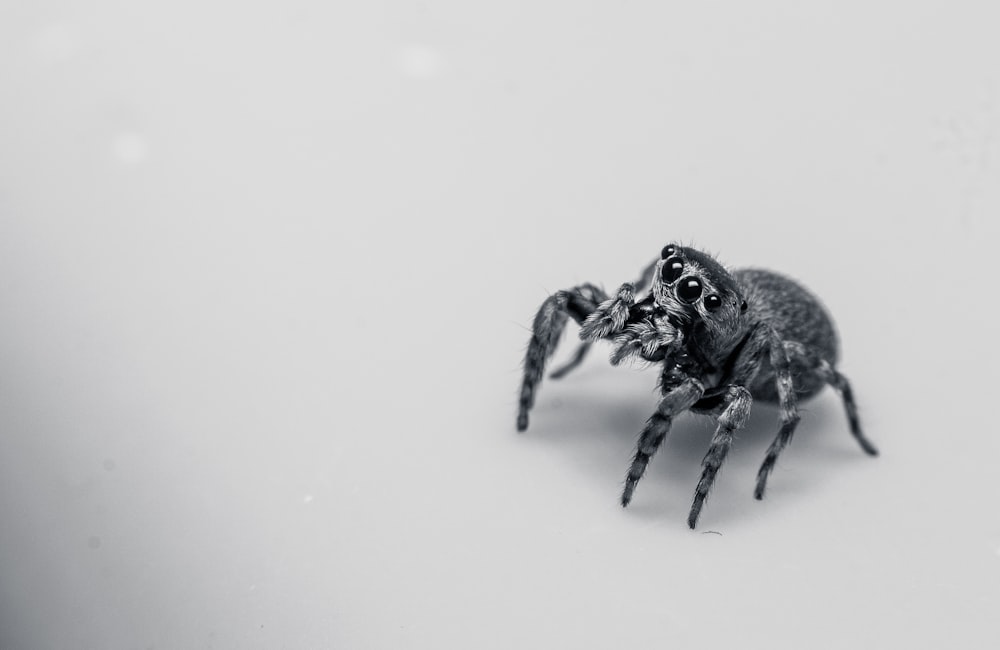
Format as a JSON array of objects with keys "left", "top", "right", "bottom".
[{"left": 1, "top": 2, "right": 998, "bottom": 648}]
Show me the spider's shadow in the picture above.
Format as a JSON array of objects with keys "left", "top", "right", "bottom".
[{"left": 526, "top": 364, "right": 862, "bottom": 528}]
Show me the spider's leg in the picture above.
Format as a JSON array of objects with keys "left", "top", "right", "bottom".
[
  {"left": 621, "top": 376, "right": 703, "bottom": 507},
  {"left": 821, "top": 364, "right": 878, "bottom": 456},
  {"left": 782, "top": 342, "right": 878, "bottom": 457},
  {"left": 548, "top": 342, "right": 593, "bottom": 379},
  {"left": 517, "top": 284, "right": 607, "bottom": 431},
  {"left": 688, "top": 386, "right": 753, "bottom": 528},
  {"left": 755, "top": 331, "right": 802, "bottom": 500},
  {"left": 816, "top": 359, "right": 878, "bottom": 456}
]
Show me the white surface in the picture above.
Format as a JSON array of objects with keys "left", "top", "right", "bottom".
[{"left": 1, "top": 2, "right": 998, "bottom": 649}]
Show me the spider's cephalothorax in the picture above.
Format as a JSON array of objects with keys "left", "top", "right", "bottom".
[{"left": 516, "top": 243, "right": 877, "bottom": 529}]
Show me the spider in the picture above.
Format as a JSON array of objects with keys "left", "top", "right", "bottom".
[{"left": 516, "top": 243, "right": 878, "bottom": 529}]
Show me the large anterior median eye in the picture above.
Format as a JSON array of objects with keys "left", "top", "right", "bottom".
[
  {"left": 676, "top": 277, "right": 702, "bottom": 303},
  {"left": 660, "top": 257, "right": 684, "bottom": 284}
]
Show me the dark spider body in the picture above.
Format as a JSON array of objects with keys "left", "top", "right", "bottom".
[{"left": 516, "top": 243, "right": 877, "bottom": 528}]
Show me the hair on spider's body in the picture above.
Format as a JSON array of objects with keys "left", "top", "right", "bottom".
[{"left": 516, "top": 243, "right": 877, "bottom": 529}]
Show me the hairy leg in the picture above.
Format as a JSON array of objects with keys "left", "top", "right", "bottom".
[
  {"left": 517, "top": 284, "right": 607, "bottom": 431},
  {"left": 755, "top": 331, "right": 802, "bottom": 499},
  {"left": 688, "top": 385, "right": 753, "bottom": 528},
  {"left": 552, "top": 258, "right": 657, "bottom": 379},
  {"left": 817, "top": 359, "right": 878, "bottom": 456},
  {"left": 548, "top": 342, "right": 593, "bottom": 379},
  {"left": 621, "top": 376, "right": 704, "bottom": 507},
  {"left": 783, "top": 342, "right": 878, "bottom": 456}
]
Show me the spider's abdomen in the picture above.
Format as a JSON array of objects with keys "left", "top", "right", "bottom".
[{"left": 734, "top": 268, "right": 838, "bottom": 402}]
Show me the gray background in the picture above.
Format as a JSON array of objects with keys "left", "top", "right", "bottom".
[{"left": 1, "top": 2, "right": 998, "bottom": 648}]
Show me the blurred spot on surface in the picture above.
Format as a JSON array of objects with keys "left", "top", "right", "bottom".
[
  {"left": 398, "top": 45, "right": 444, "bottom": 80},
  {"left": 112, "top": 132, "right": 149, "bottom": 165},
  {"left": 87, "top": 536, "right": 102, "bottom": 550}
]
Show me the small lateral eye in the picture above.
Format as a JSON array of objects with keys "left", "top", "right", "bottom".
[
  {"left": 660, "top": 257, "right": 684, "bottom": 284},
  {"left": 660, "top": 245, "right": 677, "bottom": 259},
  {"left": 740, "top": 300, "right": 748, "bottom": 313},
  {"left": 676, "top": 277, "right": 702, "bottom": 303},
  {"left": 704, "top": 294, "right": 722, "bottom": 311}
]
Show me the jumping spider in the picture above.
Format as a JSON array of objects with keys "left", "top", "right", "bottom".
[{"left": 516, "top": 243, "right": 878, "bottom": 528}]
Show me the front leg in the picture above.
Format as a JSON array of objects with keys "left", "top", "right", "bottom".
[
  {"left": 688, "top": 385, "right": 753, "bottom": 528},
  {"left": 517, "top": 284, "right": 609, "bottom": 431},
  {"left": 621, "top": 376, "right": 704, "bottom": 507},
  {"left": 698, "top": 324, "right": 801, "bottom": 502}
]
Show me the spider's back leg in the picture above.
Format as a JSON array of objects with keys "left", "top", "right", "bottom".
[
  {"left": 755, "top": 339, "right": 879, "bottom": 499},
  {"left": 754, "top": 329, "right": 803, "bottom": 500},
  {"left": 818, "top": 361, "right": 878, "bottom": 456},
  {"left": 782, "top": 341, "right": 878, "bottom": 457}
]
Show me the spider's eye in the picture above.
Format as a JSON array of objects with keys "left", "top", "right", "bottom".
[
  {"left": 660, "top": 257, "right": 684, "bottom": 284},
  {"left": 740, "top": 300, "right": 749, "bottom": 313},
  {"left": 676, "top": 277, "right": 702, "bottom": 303},
  {"left": 704, "top": 294, "right": 722, "bottom": 312},
  {"left": 660, "top": 245, "right": 677, "bottom": 259}
]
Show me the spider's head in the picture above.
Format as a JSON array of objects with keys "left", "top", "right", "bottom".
[{"left": 653, "top": 243, "right": 749, "bottom": 345}]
